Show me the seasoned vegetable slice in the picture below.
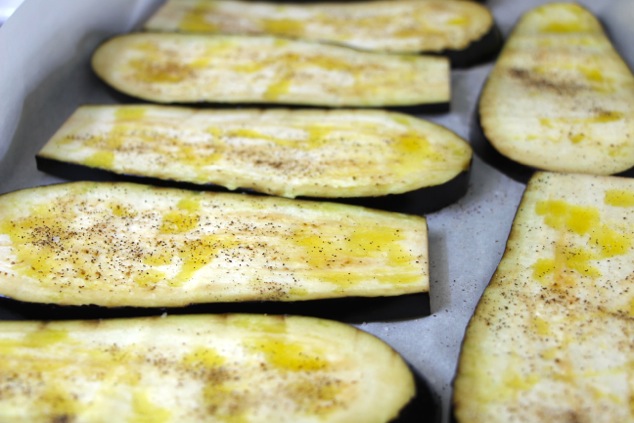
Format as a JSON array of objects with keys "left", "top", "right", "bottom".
[
  {"left": 453, "top": 172, "right": 634, "bottom": 422},
  {"left": 0, "top": 313, "right": 421, "bottom": 422},
  {"left": 477, "top": 3, "right": 634, "bottom": 176},
  {"left": 0, "top": 182, "right": 428, "bottom": 307},
  {"left": 91, "top": 33, "right": 449, "bottom": 108},
  {"left": 143, "top": 0, "right": 500, "bottom": 67},
  {"left": 36, "top": 105, "right": 472, "bottom": 213}
]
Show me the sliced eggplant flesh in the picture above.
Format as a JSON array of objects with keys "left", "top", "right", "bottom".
[
  {"left": 91, "top": 33, "right": 450, "bottom": 107},
  {"left": 478, "top": 3, "right": 634, "bottom": 176},
  {"left": 453, "top": 172, "right": 634, "bottom": 422},
  {"left": 0, "top": 181, "right": 428, "bottom": 307},
  {"left": 0, "top": 313, "right": 417, "bottom": 422},
  {"left": 143, "top": 0, "right": 498, "bottom": 66},
  {"left": 37, "top": 105, "right": 472, "bottom": 204}
]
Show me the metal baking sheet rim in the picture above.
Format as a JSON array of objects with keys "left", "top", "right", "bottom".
[{"left": 0, "top": 1, "right": 632, "bottom": 422}]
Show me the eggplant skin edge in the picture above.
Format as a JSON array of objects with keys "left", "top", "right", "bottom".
[
  {"left": 101, "top": 81, "right": 452, "bottom": 114},
  {"left": 0, "top": 291, "right": 432, "bottom": 323},
  {"left": 471, "top": 107, "right": 634, "bottom": 184},
  {"left": 36, "top": 156, "right": 472, "bottom": 215},
  {"left": 436, "top": 23, "right": 503, "bottom": 68}
]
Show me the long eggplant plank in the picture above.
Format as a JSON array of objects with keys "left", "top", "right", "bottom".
[
  {"left": 0, "top": 182, "right": 428, "bottom": 308},
  {"left": 91, "top": 33, "right": 450, "bottom": 108},
  {"left": 0, "top": 313, "right": 433, "bottom": 422},
  {"left": 37, "top": 105, "right": 472, "bottom": 214},
  {"left": 453, "top": 172, "right": 634, "bottom": 422},
  {"left": 143, "top": 0, "right": 501, "bottom": 67}
]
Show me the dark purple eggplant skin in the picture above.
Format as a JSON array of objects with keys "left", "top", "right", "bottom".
[
  {"left": 0, "top": 291, "right": 430, "bottom": 324},
  {"left": 439, "top": 23, "right": 503, "bottom": 68},
  {"left": 394, "top": 365, "right": 441, "bottom": 423},
  {"left": 36, "top": 156, "right": 471, "bottom": 215},
  {"left": 305, "top": 168, "right": 471, "bottom": 215}
]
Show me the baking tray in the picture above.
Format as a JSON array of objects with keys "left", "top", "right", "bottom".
[{"left": 0, "top": 0, "right": 632, "bottom": 421}]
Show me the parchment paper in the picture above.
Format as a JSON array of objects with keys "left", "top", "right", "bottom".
[{"left": 0, "top": 0, "right": 632, "bottom": 421}]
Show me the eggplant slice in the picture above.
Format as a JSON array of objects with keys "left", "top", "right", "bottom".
[
  {"left": 0, "top": 181, "right": 428, "bottom": 308},
  {"left": 142, "top": 0, "right": 501, "bottom": 67},
  {"left": 452, "top": 172, "right": 634, "bottom": 422},
  {"left": 91, "top": 33, "right": 450, "bottom": 108},
  {"left": 477, "top": 3, "right": 634, "bottom": 177},
  {"left": 36, "top": 105, "right": 472, "bottom": 214},
  {"left": 0, "top": 313, "right": 434, "bottom": 422}
]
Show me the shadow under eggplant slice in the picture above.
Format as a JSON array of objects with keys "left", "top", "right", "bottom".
[
  {"left": 37, "top": 156, "right": 471, "bottom": 215},
  {"left": 0, "top": 292, "right": 431, "bottom": 324}
]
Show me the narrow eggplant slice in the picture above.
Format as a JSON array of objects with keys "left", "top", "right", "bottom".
[
  {"left": 453, "top": 172, "right": 634, "bottom": 422},
  {"left": 143, "top": 0, "right": 501, "bottom": 67},
  {"left": 0, "top": 182, "right": 428, "bottom": 308},
  {"left": 36, "top": 105, "right": 472, "bottom": 214},
  {"left": 477, "top": 3, "right": 634, "bottom": 177},
  {"left": 0, "top": 313, "right": 429, "bottom": 422},
  {"left": 91, "top": 33, "right": 450, "bottom": 108}
]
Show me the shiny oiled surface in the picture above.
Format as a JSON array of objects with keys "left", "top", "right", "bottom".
[
  {"left": 91, "top": 33, "right": 449, "bottom": 106},
  {"left": 0, "top": 182, "right": 428, "bottom": 306},
  {"left": 38, "top": 105, "right": 471, "bottom": 198},
  {"left": 0, "top": 314, "right": 415, "bottom": 423},
  {"left": 453, "top": 172, "right": 634, "bottom": 422},
  {"left": 144, "top": 0, "right": 494, "bottom": 54},
  {"left": 479, "top": 3, "right": 634, "bottom": 175}
]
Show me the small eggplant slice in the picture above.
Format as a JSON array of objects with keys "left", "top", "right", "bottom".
[
  {"left": 36, "top": 105, "right": 472, "bottom": 214},
  {"left": 453, "top": 172, "right": 634, "bottom": 422},
  {"left": 0, "top": 181, "right": 428, "bottom": 308},
  {"left": 91, "top": 33, "right": 450, "bottom": 108},
  {"left": 0, "top": 313, "right": 423, "bottom": 422},
  {"left": 477, "top": 3, "right": 634, "bottom": 176},
  {"left": 143, "top": 0, "right": 501, "bottom": 67}
]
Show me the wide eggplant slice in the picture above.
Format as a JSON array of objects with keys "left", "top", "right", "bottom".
[
  {"left": 453, "top": 172, "right": 634, "bottom": 422},
  {"left": 477, "top": 3, "right": 634, "bottom": 177},
  {"left": 91, "top": 33, "right": 450, "bottom": 108},
  {"left": 142, "top": 0, "right": 500, "bottom": 67},
  {"left": 0, "top": 181, "right": 428, "bottom": 308},
  {"left": 36, "top": 105, "right": 472, "bottom": 214},
  {"left": 0, "top": 313, "right": 432, "bottom": 422}
]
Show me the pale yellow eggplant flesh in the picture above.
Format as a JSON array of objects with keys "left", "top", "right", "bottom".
[
  {"left": 475, "top": 3, "right": 634, "bottom": 179},
  {"left": 0, "top": 182, "right": 429, "bottom": 313},
  {"left": 36, "top": 105, "right": 473, "bottom": 215},
  {"left": 142, "top": 0, "right": 502, "bottom": 67},
  {"left": 0, "top": 313, "right": 438, "bottom": 423},
  {"left": 91, "top": 33, "right": 450, "bottom": 109},
  {"left": 452, "top": 171, "right": 634, "bottom": 423}
]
